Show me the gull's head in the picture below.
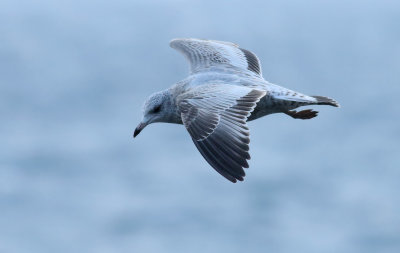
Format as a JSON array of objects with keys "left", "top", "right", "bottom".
[{"left": 133, "top": 90, "right": 173, "bottom": 138}]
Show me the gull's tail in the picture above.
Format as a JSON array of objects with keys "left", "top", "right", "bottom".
[{"left": 311, "top": 96, "right": 340, "bottom": 107}]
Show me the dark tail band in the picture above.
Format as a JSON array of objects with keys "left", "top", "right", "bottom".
[{"left": 312, "top": 96, "right": 340, "bottom": 107}]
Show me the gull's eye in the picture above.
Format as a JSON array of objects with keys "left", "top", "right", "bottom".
[{"left": 152, "top": 105, "right": 161, "bottom": 113}]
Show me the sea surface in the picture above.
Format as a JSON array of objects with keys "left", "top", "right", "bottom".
[{"left": 1, "top": 0, "right": 399, "bottom": 252}]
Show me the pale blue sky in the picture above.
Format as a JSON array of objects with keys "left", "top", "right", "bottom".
[{"left": 1, "top": 0, "right": 399, "bottom": 252}]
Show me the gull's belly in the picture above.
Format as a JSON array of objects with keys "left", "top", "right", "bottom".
[{"left": 247, "top": 94, "right": 298, "bottom": 121}]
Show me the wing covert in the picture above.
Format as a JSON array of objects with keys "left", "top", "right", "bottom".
[
  {"left": 178, "top": 84, "right": 266, "bottom": 182},
  {"left": 170, "top": 38, "right": 262, "bottom": 76}
]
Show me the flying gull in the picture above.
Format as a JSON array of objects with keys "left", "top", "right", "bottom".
[{"left": 133, "top": 38, "right": 339, "bottom": 183}]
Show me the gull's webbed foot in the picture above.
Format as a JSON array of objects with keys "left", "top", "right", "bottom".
[{"left": 285, "top": 109, "right": 318, "bottom": 120}]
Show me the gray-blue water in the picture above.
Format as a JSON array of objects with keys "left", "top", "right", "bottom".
[{"left": 1, "top": 0, "right": 399, "bottom": 252}]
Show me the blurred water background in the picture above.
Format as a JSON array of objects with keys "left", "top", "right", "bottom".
[{"left": 1, "top": 0, "right": 400, "bottom": 252}]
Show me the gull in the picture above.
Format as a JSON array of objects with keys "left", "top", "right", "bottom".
[{"left": 133, "top": 38, "right": 339, "bottom": 183}]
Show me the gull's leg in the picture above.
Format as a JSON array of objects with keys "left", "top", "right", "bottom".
[{"left": 284, "top": 109, "right": 318, "bottom": 120}]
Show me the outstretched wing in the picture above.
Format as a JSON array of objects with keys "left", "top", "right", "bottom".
[
  {"left": 170, "top": 38, "right": 262, "bottom": 76},
  {"left": 178, "top": 84, "right": 266, "bottom": 182}
]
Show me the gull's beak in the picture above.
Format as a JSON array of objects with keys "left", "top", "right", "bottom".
[{"left": 133, "top": 122, "right": 147, "bottom": 138}]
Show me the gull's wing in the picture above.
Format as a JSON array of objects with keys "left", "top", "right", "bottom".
[
  {"left": 178, "top": 84, "right": 266, "bottom": 182},
  {"left": 170, "top": 38, "right": 262, "bottom": 76}
]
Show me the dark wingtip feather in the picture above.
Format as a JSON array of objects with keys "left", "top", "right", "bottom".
[{"left": 239, "top": 48, "right": 261, "bottom": 75}]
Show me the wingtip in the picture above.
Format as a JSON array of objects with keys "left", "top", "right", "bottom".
[
  {"left": 169, "top": 38, "right": 181, "bottom": 48},
  {"left": 228, "top": 176, "right": 245, "bottom": 183},
  {"left": 169, "top": 38, "right": 196, "bottom": 48},
  {"left": 169, "top": 38, "right": 240, "bottom": 49}
]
